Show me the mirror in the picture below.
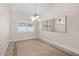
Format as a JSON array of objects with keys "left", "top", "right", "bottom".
[{"left": 42, "top": 16, "right": 67, "bottom": 33}]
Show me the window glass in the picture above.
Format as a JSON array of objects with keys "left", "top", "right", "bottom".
[{"left": 17, "top": 20, "right": 34, "bottom": 32}]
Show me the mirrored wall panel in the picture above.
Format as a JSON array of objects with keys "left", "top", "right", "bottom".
[{"left": 42, "top": 16, "right": 67, "bottom": 32}]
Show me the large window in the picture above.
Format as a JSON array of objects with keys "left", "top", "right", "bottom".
[
  {"left": 17, "top": 20, "right": 34, "bottom": 32},
  {"left": 42, "top": 20, "right": 49, "bottom": 31}
]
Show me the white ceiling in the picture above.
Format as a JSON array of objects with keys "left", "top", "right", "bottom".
[{"left": 9, "top": 3, "right": 54, "bottom": 17}]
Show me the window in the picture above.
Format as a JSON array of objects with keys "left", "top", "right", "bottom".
[
  {"left": 17, "top": 20, "right": 34, "bottom": 32},
  {"left": 42, "top": 20, "right": 49, "bottom": 31}
]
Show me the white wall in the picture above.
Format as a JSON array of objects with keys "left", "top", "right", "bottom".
[
  {"left": 9, "top": 3, "right": 79, "bottom": 53},
  {"left": 39, "top": 4, "right": 79, "bottom": 50},
  {"left": 10, "top": 12, "right": 37, "bottom": 41},
  {"left": 0, "top": 4, "right": 10, "bottom": 55}
]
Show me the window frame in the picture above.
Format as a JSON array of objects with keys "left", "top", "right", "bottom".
[{"left": 17, "top": 20, "right": 34, "bottom": 33}]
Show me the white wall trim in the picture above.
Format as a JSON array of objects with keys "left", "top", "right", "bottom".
[
  {"left": 1, "top": 41, "right": 9, "bottom": 56},
  {"left": 39, "top": 37, "right": 79, "bottom": 55},
  {"left": 10, "top": 36, "right": 37, "bottom": 42}
]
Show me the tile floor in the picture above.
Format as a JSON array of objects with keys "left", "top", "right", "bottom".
[{"left": 5, "top": 39, "right": 70, "bottom": 56}]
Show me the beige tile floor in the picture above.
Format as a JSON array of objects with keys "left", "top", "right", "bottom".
[{"left": 5, "top": 39, "right": 70, "bottom": 56}]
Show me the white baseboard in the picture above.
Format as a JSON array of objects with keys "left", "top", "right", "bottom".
[
  {"left": 39, "top": 37, "right": 79, "bottom": 55},
  {"left": 1, "top": 40, "right": 9, "bottom": 56},
  {"left": 10, "top": 36, "right": 37, "bottom": 42}
]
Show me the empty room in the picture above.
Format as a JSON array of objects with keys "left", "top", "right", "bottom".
[{"left": 0, "top": 3, "right": 79, "bottom": 56}]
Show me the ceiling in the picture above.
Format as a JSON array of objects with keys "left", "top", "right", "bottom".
[{"left": 9, "top": 3, "right": 54, "bottom": 19}]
